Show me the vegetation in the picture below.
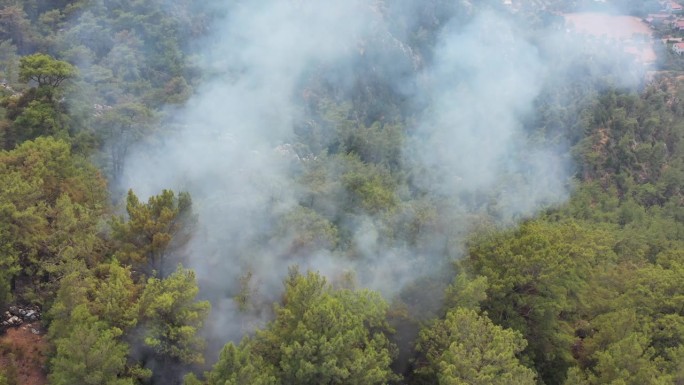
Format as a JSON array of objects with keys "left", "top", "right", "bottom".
[
  {"left": 206, "top": 270, "right": 397, "bottom": 385},
  {"left": 0, "top": 0, "right": 683, "bottom": 384},
  {"left": 415, "top": 307, "right": 536, "bottom": 385}
]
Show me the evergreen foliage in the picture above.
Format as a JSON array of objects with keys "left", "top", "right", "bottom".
[
  {"left": 206, "top": 270, "right": 398, "bottom": 385},
  {"left": 138, "top": 266, "right": 210, "bottom": 366},
  {"left": 416, "top": 308, "right": 536, "bottom": 385},
  {"left": 112, "top": 189, "right": 195, "bottom": 278},
  {"left": 0, "top": 1, "right": 683, "bottom": 384}
]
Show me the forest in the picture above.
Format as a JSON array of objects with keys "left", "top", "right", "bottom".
[{"left": 0, "top": 0, "right": 682, "bottom": 384}]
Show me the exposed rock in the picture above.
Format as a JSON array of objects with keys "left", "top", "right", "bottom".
[
  {"left": 0, "top": 81, "right": 20, "bottom": 96},
  {"left": 25, "top": 310, "right": 38, "bottom": 322},
  {"left": 1, "top": 305, "right": 42, "bottom": 332},
  {"left": 274, "top": 143, "right": 317, "bottom": 162},
  {"left": 93, "top": 103, "right": 113, "bottom": 117}
]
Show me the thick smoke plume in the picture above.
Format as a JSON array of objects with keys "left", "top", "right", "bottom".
[
  {"left": 123, "top": 0, "right": 386, "bottom": 341},
  {"left": 409, "top": 11, "right": 565, "bottom": 218},
  {"left": 118, "top": 0, "right": 647, "bottom": 351}
]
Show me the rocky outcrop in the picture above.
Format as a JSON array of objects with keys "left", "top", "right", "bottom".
[{"left": 1, "top": 305, "right": 41, "bottom": 332}]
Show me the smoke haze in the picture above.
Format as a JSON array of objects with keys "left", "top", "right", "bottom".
[{"left": 117, "top": 0, "right": 648, "bottom": 349}]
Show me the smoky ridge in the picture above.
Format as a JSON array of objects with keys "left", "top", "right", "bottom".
[
  {"left": 108, "top": 0, "right": 651, "bottom": 366},
  {"left": 2, "top": 0, "right": 677, "bottom": 384}
]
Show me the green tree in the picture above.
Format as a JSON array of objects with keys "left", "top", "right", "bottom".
[
  {"left": 464, "top": 220, "right": 616, "bottom": 384},
  {"left": 89, "top": 261, "right": 140, "bottom": 330},
  {"left": 0, "top": 210, "right": 19, "bottom": 309},
  {"left": 415, "top": 308, "right": 536, "bottom": 385},
  {"left": 138, "top": 265, "right": 210, "bottom": 366},
  {"left": 0, "top": 366, "right": 16, "bottom": 385},
  {"left": 49, "top": 305, "right": 134, "bottom": 385},
  {"left": 0, "top": 40, "right": 20, "bottom": 85},
  {"left": 0, "top": 137, "right": 106, "bottom": 302},
  {"left": 19, "top": 53, "right": 76, "bottom": 88},
  {"left": 46, "top": 260, "right": 92, "bottom": 340},
  {"left": 2, "top": 53, "right": 76, "bottom": 148},
  {"left": 565, "top": 332, "right": 672, "bottom": 385},
  {"left": 276, "top": 206, "right": 338, "bottom": 256},
  {"left": 0, "top": 6, "right": 35, "bottom": 53},
  {"left": 341, "top": 154, "right": 397, "bottom": 213},
  {"left": 205, "top": 342, "right": 277, "bottom": 385},
  {"left": 61, "top": 11, "right": 113, "bottom": 57},
  {"left": 47, "top": 260, "right": 151, "bottom": 384},
  {"left": 208, "top": 269, "right": 398, "bottom": 385},
  {"left": 569, "top": 252, "right": 684, "bottom": 382},
  {"left": 336, "top": 119, "right": 404, "bottom": 170},
  {"left": 112, "top": 189, "right": 195, "bottom": 277},
  {"left": 95, "top": 102, "right": 153, "bottom": 179},
  {"left": 15, "top": 96, "right": 66, "bottom": 133},
  {"left": 102, "top": 30, "right": 144, "bottom": 82},
  {"left": 0, "top": 87, "right": 69, "bottom": 148},
  {"left": 443, "top": 272, "right": 488, "bottom": 312},
  {"left": 0, "top": 254, "right": 17, "bottom": 310}
]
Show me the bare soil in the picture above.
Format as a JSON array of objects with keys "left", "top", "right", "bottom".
[
  {"left": 564, "top": 12, "right": 656, "bottom": 63},
  {"left": 564, "top": 12, "right": 652, "bottom": 38},
  {"left": 0, "top": 323, "right": 48, "bottom": 385}
]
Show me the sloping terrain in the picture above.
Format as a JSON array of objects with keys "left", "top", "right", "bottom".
[{"left": 0, "top": 323, "right": 48, "bottom": 385}]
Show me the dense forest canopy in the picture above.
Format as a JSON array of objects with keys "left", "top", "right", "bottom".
[{"left": 0, "top": 0, "right": 683, "bottom": 384}]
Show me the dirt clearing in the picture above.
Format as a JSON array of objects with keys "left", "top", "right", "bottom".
[{"left": 0, "top": 323, "right": 48, "bottom": 385}]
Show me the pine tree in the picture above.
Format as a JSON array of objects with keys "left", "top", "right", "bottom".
[
  {"left": 49, "top": 305, "right": 134, "bottom": 385},
  {"left": 112, "top": 189, "right": 195, "bottom": 278},
  {"left": 207, "top": 270, "right": 397, "bottom": 385},
  {"left": 416, "top": 308, "right": 536, "bottom": 385},
  {"left": 139, "top": 265, "right": 210, "bottom": 365}
]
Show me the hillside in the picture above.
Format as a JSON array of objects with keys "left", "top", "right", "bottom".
[{"left": 0, "top": 0, "right": 682, "bottom": 385}]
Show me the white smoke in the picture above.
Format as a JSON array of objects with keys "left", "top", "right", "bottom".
[{"left": 118, "top": 0, "right": 647, "bottom": 349}]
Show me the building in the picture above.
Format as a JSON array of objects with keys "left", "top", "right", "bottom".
[
  {"left": 672, "top": 41, "right": 684, "bottom": 54},
  {"left": 666, "top": 1, "right": 684, "bottom": 13},
  {"left": 646, "top": 13, "right": 671, "bottom": 26}
]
